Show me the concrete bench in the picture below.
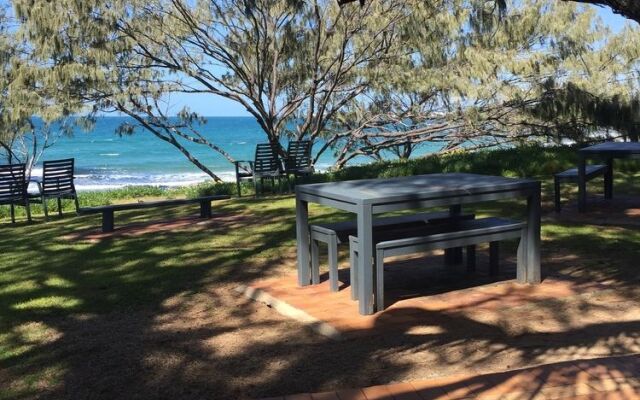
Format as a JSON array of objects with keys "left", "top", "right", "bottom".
[
  {"left": 554, "top": 165, "right": 610, "bottom": 212},
  {"left": 79, "top": 195, "right": 230, "bottom": 233},
  {"left": 310, "top": 211, "right": 474, "bottom": 292},
  {"left": 349, "top": 217, "right": 526, "bottom": 311}
]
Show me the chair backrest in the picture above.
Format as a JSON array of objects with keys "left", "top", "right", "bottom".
[
  {"left": 42, "top": 158, "right": 76, "bottom": 195},
  {"left": 0, "top": 163, "right": 27, "bottom": 203},
  {"left": 285, "top": 140, "right": 312, "bottom": 170},
  {"left": 253, "top": 144, "right": 282, "bottom": 174}
]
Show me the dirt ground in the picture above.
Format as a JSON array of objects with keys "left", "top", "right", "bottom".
[{"left": 15, "top": 274, "right": 639, "bottom": 399}]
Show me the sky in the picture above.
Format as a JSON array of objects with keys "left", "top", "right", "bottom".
[{"left": 165, "top": 4, "right": 634, "bottom": 117}]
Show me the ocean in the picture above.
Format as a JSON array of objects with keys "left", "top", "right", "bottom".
[{"left": 29, "top": 116, "right": 441, "bottom": 190}]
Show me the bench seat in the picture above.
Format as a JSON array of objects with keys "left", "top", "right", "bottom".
[
  {"left": 554, "top": 165, "right": 610, "bottom": 211},
  {"left": 79, "top": 195, "right": 230, "bottom": 232},
  {"left": 350, "top": 217, "right": 527, "bottom": 311},
  {"left": 554, "top": 165, "right": 607, "bottom": 181},
  {"left": 310, "top": 211, "right": 474, "bottom": 291}
]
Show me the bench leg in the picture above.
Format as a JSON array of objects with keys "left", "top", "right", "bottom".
[
  {"left": 489, "top": 241, "right": 500, "bottom": 276},
  {"left": 57, "top": 198, "right": 63, "bottom": 217},
  {"left": 375, "top": 249, "right": 385, "bottom": 312},
  {"left": 554, "top": 178, "right": 561, "bottom": 212},
  {"left": 466, "top": 245, "right": 476, "bottom": 273},
  {"left": 605, "top": 158, "right": 613, "bottom": 199},
  {"left": 349, "top": 242, "right": 358, "bottom": 301},
  {"left": 311, "top": 238, "right": 320, "bottom": 285},
  {"left": 200, "top": 201, "right": 212, "bottom": 218},
  {"left": 10, "top": 204, "right": 15, "bottom": 224},
  {"left": 453, "top": 247, "right": 464, "bottom": 264},
  {"left": 102, "top": 210, "right": 115, "bottom": 233},
  {"left": 328, "top": 235, "right": 339, "bottom": 292}
]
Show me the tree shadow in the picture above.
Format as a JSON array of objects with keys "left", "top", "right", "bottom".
[{"left": 0, "top": 194, "right": 639, "bottom": 399}]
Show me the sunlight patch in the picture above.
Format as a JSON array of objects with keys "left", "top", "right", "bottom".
[
  {"left": 0, "top": 279, "right": 39, "bottom": 294},
  {"left": 405, "top": 325, "right": 447, "bottom": 335},
  {"left": 44, "top": 276, "right": 75, "bottom": 288},
  {"left": 0, "top": 322, "right": 63, "bottom": 361},
  {"left": 12, "top": 296, "right": 82, "bottom": 310}
]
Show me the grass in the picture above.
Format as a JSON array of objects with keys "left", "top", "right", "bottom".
[{"left": 0, "top": 144, "right": 639, "bottom": 399}]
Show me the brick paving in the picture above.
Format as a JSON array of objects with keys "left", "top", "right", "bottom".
[
  {"left": 258, "top": 354, "right": 640, "bottom": 399},
  {"left": 243, "top": 244, "right": 639, "bottom": 398},
  {"left": 242, "top": 264, "right": 609, "bottom": 338}
]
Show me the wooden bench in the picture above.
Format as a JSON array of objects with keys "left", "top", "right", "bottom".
[
  {"left": 349, "top": 217, "right": 526, "bottom": 311},
  {"left": 554, "top": 165, "right": 610, "bottom": 212},
  {"left": 310, "top": 211, "right": 474, "bottom": 292},
  {"left": 78, "top": 195, "right": 230, "bottom": 233}
]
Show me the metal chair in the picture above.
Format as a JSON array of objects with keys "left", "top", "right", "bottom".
[
  {"left": 234, "top": 144, "right": 288, "bottom": 197},
  {"left": 0, "top": 163, "right": 32, "bottom": 223},
  {"left": 284, "top": 140, "right": 313, "bottom": 188},
  {"left": 30, "top": 158, "right": 79, "bottom": 220}
]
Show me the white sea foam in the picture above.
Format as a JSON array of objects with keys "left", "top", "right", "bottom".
[
  {"left": 99, "top": 153, "right": 120, "bottom": 157},
  {"left": 74, "top": 170, "right": 237, "bottom": 191}
]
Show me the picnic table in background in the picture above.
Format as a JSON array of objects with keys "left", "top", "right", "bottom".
[{"left": 578, "top": 142, "right": 640, "bottom": 212}]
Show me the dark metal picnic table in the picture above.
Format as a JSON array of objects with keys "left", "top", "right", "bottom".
[
  {"left": 295, "top": 173, "right": 542, "bottom": 315},
  {"left": 578, "top": 142, "right": 640, "bottom": 212}
]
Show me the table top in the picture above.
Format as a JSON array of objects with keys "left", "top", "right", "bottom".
[
  {"left": 579, "top": 142, "right": 640, "bottom": 154},
  {"left": 297, "top": 173, "right": 538, "bottom": 204}
]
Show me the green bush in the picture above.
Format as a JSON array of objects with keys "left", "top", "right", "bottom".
[{"left": 180, "top": 181, "right": 236, "bottom": 198}]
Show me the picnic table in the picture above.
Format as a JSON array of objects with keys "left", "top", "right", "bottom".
[
  {"left": 295, "top": 173, "right": 542, "bottom": 315},
  {"left": 578, "top": 142, "right": 640, "bottom": 212}
]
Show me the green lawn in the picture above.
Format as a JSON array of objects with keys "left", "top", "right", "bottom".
[{"left": 1, "top": 145, "right": 639, "bottom": 399}]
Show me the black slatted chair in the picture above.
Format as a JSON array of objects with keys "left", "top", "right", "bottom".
[
  {"left": 0, "top": 163, "right": 31, "bottom": 223},
  {"left": 31, "top": 158, "right": 79, "bottom": 220},
  {"left": 284, "top": 140, "right": 314, "bottom": 185},
  {"left": 234, "top": 144, "right": 288, "bottom": 197}
]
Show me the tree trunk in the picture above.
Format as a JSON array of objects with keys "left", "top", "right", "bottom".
[{"left": 562, "top": 0, "right": 640, "bottom": 24}]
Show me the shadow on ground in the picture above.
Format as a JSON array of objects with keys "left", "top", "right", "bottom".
[{"left": 0, "top": 194, "right": 639, "bottom": 399}]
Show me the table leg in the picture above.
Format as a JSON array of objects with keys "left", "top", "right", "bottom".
[
  {"left": 296, "top": 193, "right": 311, "bottom": 286},
  {"left": 357, "top": 204, "right": 375, "bottom": 315},
  {"left": 578, "top": 154, "right": 587, "bottom": 212},
  {"left": 526, "top": 185, "right": 542, "bottom": 283},
  {"left": 605, "top": 157, "right": 613, "bottom": 199}
]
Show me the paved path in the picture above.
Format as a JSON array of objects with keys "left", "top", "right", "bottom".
[
  {"left": 240, "top": 272, "right": 611, "bottom": 339},
  {"left": 259, "top": 354, "right": 640, "bottom": 399}
]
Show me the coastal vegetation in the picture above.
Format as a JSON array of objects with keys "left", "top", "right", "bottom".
[
  {"left": 4, "top": 0, "right": 639, "bottom": 179},
  {"left": 3, "top": 144, "right": 639, "bottom": 220}
]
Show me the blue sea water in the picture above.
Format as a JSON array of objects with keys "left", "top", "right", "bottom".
[{"left": 33, "top": 116, "right": 440, "bottom": 190}]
